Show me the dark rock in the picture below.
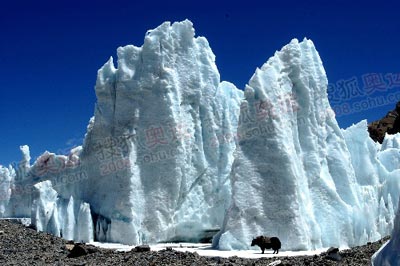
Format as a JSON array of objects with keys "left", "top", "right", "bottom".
[
  {"left": 326, "top": 247, "right": 342, "bottom": 261},
  {"left": 85, "top": 245, "right": 99, "bottom": 254},
  {"left": 326, "top": 247, "right": 339, "bottom": 254},
  {"left": 134, "top": 245, "right": 151, "bottom": 252},
  {"left": 67, "top": 243, "right": 89, "bottom": 258},
  {"left": 211, "top": 256, "right": 221, "bottom": 263},
  {"left": 27, "top": 223, "right": 36, "bottom": 230},
  {"left": 368, "top": 101, "right": 400, "bottom": 143}
]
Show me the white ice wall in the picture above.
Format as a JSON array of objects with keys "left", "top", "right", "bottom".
[
  {"left": 1, "top": 21, "right": 400, "bottom": 251},
  {"left": 77, "top": 20, "right": 243, "bottom": 244},
  {"left": 0, "top": 165, "right": 14, "bottom": 216},
  {"left": 372, "top": 195, "right": 400, "bottom": 266},
  {"left": 215, "top": 39, "right": 400, "bottom": 251},
  {"left": 31, "top": 180, "right": 93, "bottom": 243}
]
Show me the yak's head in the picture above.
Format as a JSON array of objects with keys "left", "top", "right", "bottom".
[{"left": 251, "top": 236, "right": 264, "bottom": 246}]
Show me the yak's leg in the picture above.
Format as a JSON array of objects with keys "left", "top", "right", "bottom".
[{"left": 262, "top": 248, "right": 265, "bottom": 254}]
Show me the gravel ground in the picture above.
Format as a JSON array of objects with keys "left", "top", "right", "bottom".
[{"left": 0, "top": 220, "right": 388, "bottom": 265}]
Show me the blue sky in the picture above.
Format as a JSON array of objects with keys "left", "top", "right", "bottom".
[{"left": 1, "top": 0, "right": 400, "bottom": 165}]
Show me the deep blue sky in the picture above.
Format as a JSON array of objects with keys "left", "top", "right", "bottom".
[{"left": 1, "top": 0, "right": 400, "bottom": 165}]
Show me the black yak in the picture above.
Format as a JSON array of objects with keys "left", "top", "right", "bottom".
[{"left": 251, "top": 236, "right": 281, "bottom": 254}]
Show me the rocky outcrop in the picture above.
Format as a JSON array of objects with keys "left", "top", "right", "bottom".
[{"left": 368, "top": 102, "right": 400, "bottom": 143}]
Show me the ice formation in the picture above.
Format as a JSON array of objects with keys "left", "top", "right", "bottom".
[
  {"left": 1, "top": 20, "right": 243, "bottom": 245},
  {"left": 214, "top": 39, "right": 400, "bottom": 250},
  {"left": 371, "top": 133, "right": 400, "bottom": 265},
  {"left": 31, "top": 180, "right": 93, "bottom": 242},
  {"left": 79, "top": 20, "right": 243, "bottom": 244},
  {"left": 0, "top": 20, "right": 399, "bottom": 251},
  {"left": 372, "top": 191, "right": 400, "bottom": 265}
]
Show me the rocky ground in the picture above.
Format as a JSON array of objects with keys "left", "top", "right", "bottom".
[{"left": 0, "top": 220, "right": 388, "bottom": 265}]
